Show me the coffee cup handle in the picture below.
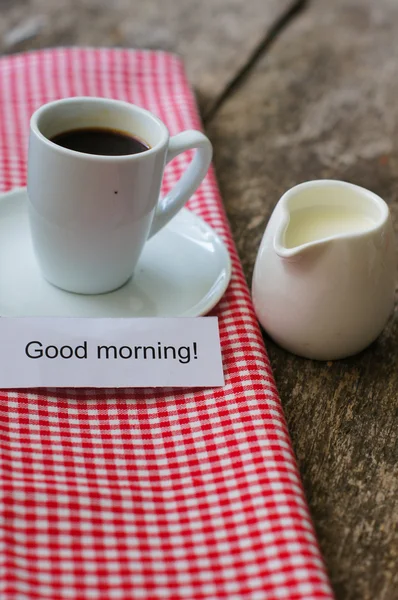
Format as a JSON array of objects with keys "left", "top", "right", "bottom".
[{"left": 148, "top": 130, "right": 213, "bottom": 238}]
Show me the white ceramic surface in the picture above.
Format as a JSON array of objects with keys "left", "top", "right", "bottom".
[
  {"left": 252, "top": 180, "right": 396, "bottom": 360},
  {"left": 28, "top": 97, "right": 213, "bottom": 294},
  {"left": 0, "top": 188, "right": 231, "bottom": 317}
]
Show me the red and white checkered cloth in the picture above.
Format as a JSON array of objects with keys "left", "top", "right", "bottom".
[{"left": 0, "top": 49, "right": 334, "bottom": 600}]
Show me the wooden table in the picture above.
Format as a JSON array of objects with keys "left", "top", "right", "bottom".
[{"left": 2, "top": 1, "right": 397, "bottom": 598}]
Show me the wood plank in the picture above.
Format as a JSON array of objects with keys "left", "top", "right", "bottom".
[
  {"left": 207, "top": 1, "right": 398, "bottom": 598},
  {"left": 0, "top": 0, "right": 297, "bottom": 114}
]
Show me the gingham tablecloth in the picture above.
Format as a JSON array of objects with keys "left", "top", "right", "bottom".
[{"left": 0, "top": 48, "right": 334, "bottom": 600}]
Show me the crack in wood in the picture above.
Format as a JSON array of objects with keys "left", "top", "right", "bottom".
[{"left": 203, "top": 0, "right": 309, "bottom": 124}]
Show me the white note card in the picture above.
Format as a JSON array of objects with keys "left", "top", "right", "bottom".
[{"left": 0, "top": 317, "right": 224, "bottom": 388}]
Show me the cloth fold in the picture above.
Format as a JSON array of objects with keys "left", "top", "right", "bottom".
[{"left": 0, "top": 48, "right": 334, "bottom": 600}]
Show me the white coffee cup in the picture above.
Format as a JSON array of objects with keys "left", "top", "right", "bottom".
[{"left": 27, "top": 97, "right": 213, "bottom": 294}]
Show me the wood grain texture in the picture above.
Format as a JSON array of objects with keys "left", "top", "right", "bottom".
[
  {"left": 0, "top": 0, "right": 296, "bottom": 114},
  {"left": 206, "top": 0, "right": 398, "bottom": 598}
]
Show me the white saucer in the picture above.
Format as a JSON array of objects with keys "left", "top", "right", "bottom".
[{"left": 0, "top": 188, "right": 231, "bottom": 317}]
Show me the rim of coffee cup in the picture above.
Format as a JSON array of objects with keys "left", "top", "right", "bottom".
[{"left": 30, "top": 96, "right": 169, "bottom": 162}]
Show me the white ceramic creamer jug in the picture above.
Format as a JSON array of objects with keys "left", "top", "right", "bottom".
[{"left": 252, "top": 180, "right": 396, "bottom": 360}]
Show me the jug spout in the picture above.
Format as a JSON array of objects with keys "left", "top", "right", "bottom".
[
  {"left": 273, "top": 180, "right": 389, "bottom": 260},
  {"left": 273, "top": 212, "right": 311, "bottom": 259},
  {"left": 273, "top": 208, "right": 327, "bottom": 260}
]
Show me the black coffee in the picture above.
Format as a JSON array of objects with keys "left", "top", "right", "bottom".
[{"left": 50, "top": 127, "right": 150, "bottom": 156}]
